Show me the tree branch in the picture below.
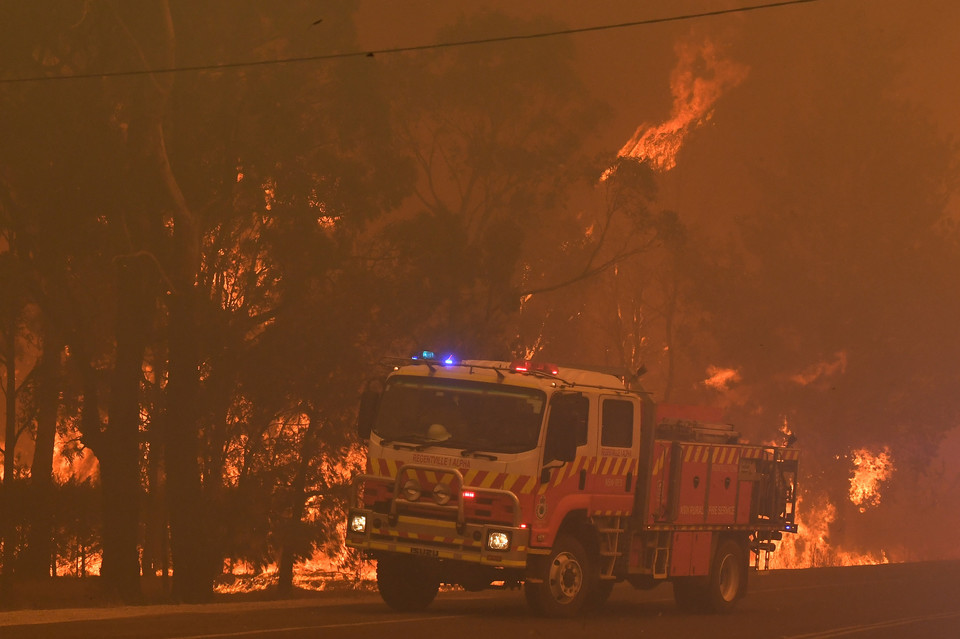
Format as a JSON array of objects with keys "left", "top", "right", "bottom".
[{"left": 519, "top": 236, "right": 659, "bottom": 298}]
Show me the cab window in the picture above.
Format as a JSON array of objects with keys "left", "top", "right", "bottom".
[{"left": 601, "top": 399, "right": 633, "bottom": 448}]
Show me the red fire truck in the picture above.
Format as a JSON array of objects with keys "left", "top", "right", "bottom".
[{"left": 345, "top": 354, "right": 799, "bottom": 617}]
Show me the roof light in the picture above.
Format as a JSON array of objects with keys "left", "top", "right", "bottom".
[
  {"left": 509, "top": 360, "right": 559, "bottom": 375},
  {"left": 411, "top": 350, "right": 457, "bottom": 365}
]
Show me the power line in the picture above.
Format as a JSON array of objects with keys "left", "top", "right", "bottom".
[{"left": 0, "top": 0, "right": 828, "bottom": 85}]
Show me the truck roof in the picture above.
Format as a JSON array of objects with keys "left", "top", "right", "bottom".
[{"left": 390, "top": 359, "right": 635, "bottom": 394}]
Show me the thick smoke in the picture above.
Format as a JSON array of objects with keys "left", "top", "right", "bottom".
[{"left": 357, "top": 0, "right": 960, "bottom": 562}]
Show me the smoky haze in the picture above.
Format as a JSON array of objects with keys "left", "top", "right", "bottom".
[
  {"left": 0, "top": 0, "right": 958, "bottom": 601},
  {"left": 358, "top": 0, "right": 960, "bottom": 562}
]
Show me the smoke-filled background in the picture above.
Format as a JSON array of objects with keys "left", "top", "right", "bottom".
[
  {"left": 358, "top": 0, "right": 960, "bottom": 562},
  {"left": 1, "top": 0, "right": 958, "bottom": 601}
]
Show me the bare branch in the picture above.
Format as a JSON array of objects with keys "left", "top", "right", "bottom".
[
  {"left": 113, "top": 250, "right": 177, "bottom": 294},
  {"left": 519, "top": 236, "right": 658, "bottom": 298}
]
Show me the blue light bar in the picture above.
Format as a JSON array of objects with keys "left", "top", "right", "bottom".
[
  {"left": 410, "top": 350, "right": 457, "bottom": 365},
  {"left": 784, "top": 522, "right": 798, "bottom": 534}
]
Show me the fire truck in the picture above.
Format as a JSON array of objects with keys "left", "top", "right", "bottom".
[{"left": 345, "top": 354, "right": 799, "bottom": 617}]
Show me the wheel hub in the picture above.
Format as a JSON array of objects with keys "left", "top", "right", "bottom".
[
  {"left": 717, "top": 554, "right": 740, "bottom": 602},
  {"left": 548, "top": 551, "right": 583, "bottom": 603}
]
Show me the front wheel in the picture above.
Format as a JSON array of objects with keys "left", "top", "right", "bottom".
[
  {"left": 704, "top": 540, "right": 746, "bottom": 613},
  {"left": 524, "top": 535, "right": 594, "bottom": 617},
  {"left": 376, "top": 554, "right": 440, "bottom": 612}
]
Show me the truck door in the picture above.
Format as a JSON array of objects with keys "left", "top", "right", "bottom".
[
  {"left": 532, "top": 392, "right": 592, "bottom": 547},
  {"left": 589, "top": 395, "right": 641, "bottom": 514}
]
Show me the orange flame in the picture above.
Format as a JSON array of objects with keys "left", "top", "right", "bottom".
[
  {"left": 615, "top": 38, "right": 748, "bottom": 172},
  {"left": 703, "top": 365, "right": 740, "bottom": 391},
  {"left": 53, "top": 427, "right": 99, "bottom": 484},
  {"left": 767, "top": 494, "right": 889, "bottom": 569},
  {"left": 848, "top": 446, "right": 893, "bottom": 512},
  {"left": 791, "top": 351, "right": 848, "bottom": 386}
]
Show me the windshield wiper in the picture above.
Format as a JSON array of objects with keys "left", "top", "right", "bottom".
[
  {"left": 379, "top": 434, "right": 449, "bottom": 451},
  {"left": 460, "top": 449, "right": 498, "bottom": 461},
  {"left": 384, "top": 441, "right": 426, "bottom": 451}
]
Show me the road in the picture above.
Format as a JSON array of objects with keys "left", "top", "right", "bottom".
[{"left": 2, "top": 561, "right": 959, "bottom": 638}]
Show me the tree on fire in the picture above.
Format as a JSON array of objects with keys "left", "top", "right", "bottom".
[
  {"left": 2, "top": 0, "right": 956, "bottom": 605},
  {"left": 0, "top": 0, "right": 413, "bottom": 600},
  {"left": 0, "top": 2, "right": 641, "bottom": 600}
]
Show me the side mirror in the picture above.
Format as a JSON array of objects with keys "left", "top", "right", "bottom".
[{"left": 357, "top": 387, "right": 381, "bottom": 440}]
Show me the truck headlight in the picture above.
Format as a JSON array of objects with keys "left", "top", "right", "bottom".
[
  {"left": 401, "top": 478, "right": 422, "bottom": 501},
  {"left": 486, "top": 531, "right": 511, "bottom": 551},
  {"left": 432, "top": 482, "right": 452, "bottom": 505},
  {"left": 349, "top": 514, "right": 367, "bottom": 533}
]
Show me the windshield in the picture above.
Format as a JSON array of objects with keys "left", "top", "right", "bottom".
[{"left": 373, "top": 375, "right": 546, "bottom": 453}]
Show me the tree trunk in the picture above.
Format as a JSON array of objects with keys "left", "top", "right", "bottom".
[
  {"left": 165, "top": 285, "right": 211, "bottom": 602},
  {"left": 141, "top": 354, "right": 168, "bottom": 588},
  {"left": 1, "top": 302, "right": 20, "bottom": 589},
  {"left": 100, "top": 257, "right": 152, "bottom": 603},
  {"left": 22, "top": 330, "right": 62, "bottom": 578},
  {"left": 123, "top": 0, "right": 212, "bottom": 602},
  {"left": 278, "top": 419, "right": 320, "bottom": 595}
]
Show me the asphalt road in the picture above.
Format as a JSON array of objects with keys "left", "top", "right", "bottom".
[{"left": 3, "top": 561, "right": 959, "bottom": 638}]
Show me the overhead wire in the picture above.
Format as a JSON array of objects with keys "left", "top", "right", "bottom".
[{"left": 0, "top": 0, "right": 829, "bottom": 84}]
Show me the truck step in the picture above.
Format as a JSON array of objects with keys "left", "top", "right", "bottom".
[
  {"left": 599, "top": 551, "right": 622, "bottom": 557},
  {"left": 597, "top": 528, "right": 625, "bottom": 534}
]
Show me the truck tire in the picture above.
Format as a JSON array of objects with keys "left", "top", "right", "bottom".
[
  {"left": 703, "top": 540, "right": 745, "bottom": 613},
  {"left": 376, "top": 555, "right": 440, "bottom": 612},
  {"left": 524, "top": 535, "right": 594, "bottom": 617}
]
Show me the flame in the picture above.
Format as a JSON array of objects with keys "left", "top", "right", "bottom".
[
  {"left": 767, "top": 494, "right": 889, "bottom": 569},
  {"left": 791, "top": 351, "right": 848, "bottom": 386},
  {"left": 703, "top": 365, "right": 741, "bottom": 390},
  {"left": 614, "top": 38, "right": 748, "bottom": 172},
  {"left": 53, "top": 426, "right": 99, "bottom": 484},
  {"left": 848, "top": 446, "right": 894, "bottom": 512},
  {"left": 212, "top": 440, "right": 371, "bottom": 593},
  {"left": 769, "top": 447, "right": 895, "bottom": 569}
]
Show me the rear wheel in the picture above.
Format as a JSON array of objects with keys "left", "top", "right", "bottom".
[
  {"left": 524, "top": 535, "right": 594, "bottom": 617},
  {"left": 376, "top": 554, "right": 440, "bottom": 612},
  {"left": 703, "top": 540, "right": 745, "bottom": 613}
]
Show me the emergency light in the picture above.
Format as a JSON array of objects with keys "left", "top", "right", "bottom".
[
  {"left": 509, "top": 359, "right": 559, "bottom": 375},
  {"left": 411, "top": 350, "right": 458, "bottom": 366}
]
